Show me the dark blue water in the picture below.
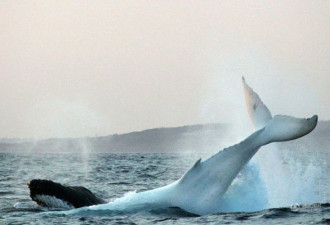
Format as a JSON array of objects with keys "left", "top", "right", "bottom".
[{"left": 0, "top": 151, "right": 329, "bottom": 224}]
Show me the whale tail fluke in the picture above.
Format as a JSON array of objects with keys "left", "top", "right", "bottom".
[
  {"left": 243, "top": 77, "right": 318, "bottom": 144},
  {"left": 260, "top": 114, "right": 318, "bottom": 145},
  {"left": 242, "top": 77, "right": 272, "bottom": 130}
]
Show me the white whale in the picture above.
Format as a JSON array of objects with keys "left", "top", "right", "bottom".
[{"left": 60, "top": 78, "right": 318, "bottom": 216}]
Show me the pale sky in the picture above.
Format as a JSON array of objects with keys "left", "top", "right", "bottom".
[{"left": 1, "top": 1, "right": 329, "bottom": 138}]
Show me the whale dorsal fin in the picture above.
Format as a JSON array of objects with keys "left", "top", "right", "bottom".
[{"left": 179, "top": 158, "right": 201, "bottom": 184}]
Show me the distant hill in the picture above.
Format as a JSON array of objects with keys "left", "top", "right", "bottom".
[
  {"left": 0, "top": 124, "right": 230, "bottom": 153},
  {"left": 0, "top": 138, "right": 32, "bottom": 144},
  {"left": 0, "top": 121, "right": 329, "bottom": 153}
]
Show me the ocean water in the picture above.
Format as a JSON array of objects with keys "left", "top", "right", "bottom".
[{"left": 0, "top": 150, "right": 329, "bottom": 225}]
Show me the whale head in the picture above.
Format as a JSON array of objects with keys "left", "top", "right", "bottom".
[
  {"left": 28, "top": 179, "right": 74, "bottom": 209},
  {"left": 28, "top": 179, "right": 105, "bottom": 209}
]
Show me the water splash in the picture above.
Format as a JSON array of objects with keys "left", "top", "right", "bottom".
[
  {"left": 216, "top": 162, "right": 268, "bottom": 212},
  {"left": 225, "top": 142, "right": 328, "bottom": 211}
]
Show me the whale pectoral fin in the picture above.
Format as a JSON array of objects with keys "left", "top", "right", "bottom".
[
  {"left": 242, "top": 77, "right": 272, "bottom": 129},
  {"left": 179, "top": 158, "right": 201, "bottom": 184}
]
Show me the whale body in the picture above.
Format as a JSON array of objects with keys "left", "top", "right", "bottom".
[{"left": 50, "top": 78, "right": 316, "bottom": 216}]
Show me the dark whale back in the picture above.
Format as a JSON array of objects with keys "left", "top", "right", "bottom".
[{"left": 28, "top": 179, "right": 106, "bottom": 208}]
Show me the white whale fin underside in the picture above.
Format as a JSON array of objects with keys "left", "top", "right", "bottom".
[
  {"left": 175, "top": 114, "right": 318, "bottom": 215},
  {"left": 261, "top": 114, "right": 318, "bottom": 143},
  {"left": 242, "top": 77, "right": 272, "bottom": 129}
]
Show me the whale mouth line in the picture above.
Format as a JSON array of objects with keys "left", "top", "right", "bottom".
[{"left": 32, "top": 194, "right": 74, "bottom": 209}]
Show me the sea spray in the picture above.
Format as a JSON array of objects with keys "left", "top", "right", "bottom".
[
  {"left": 216, "top": 161, "right": 268, "bottom": 212},
  {"left": 251, "top": 142, "right": 327, "bottom": 209}
]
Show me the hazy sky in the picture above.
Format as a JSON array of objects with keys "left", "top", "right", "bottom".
[{"left": 1, "top": 1, "right": 329, "bottom": 138}]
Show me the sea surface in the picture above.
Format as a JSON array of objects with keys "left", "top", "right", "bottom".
[{"left": 0, "top": 150, "right": 329, "bottom": 225}]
